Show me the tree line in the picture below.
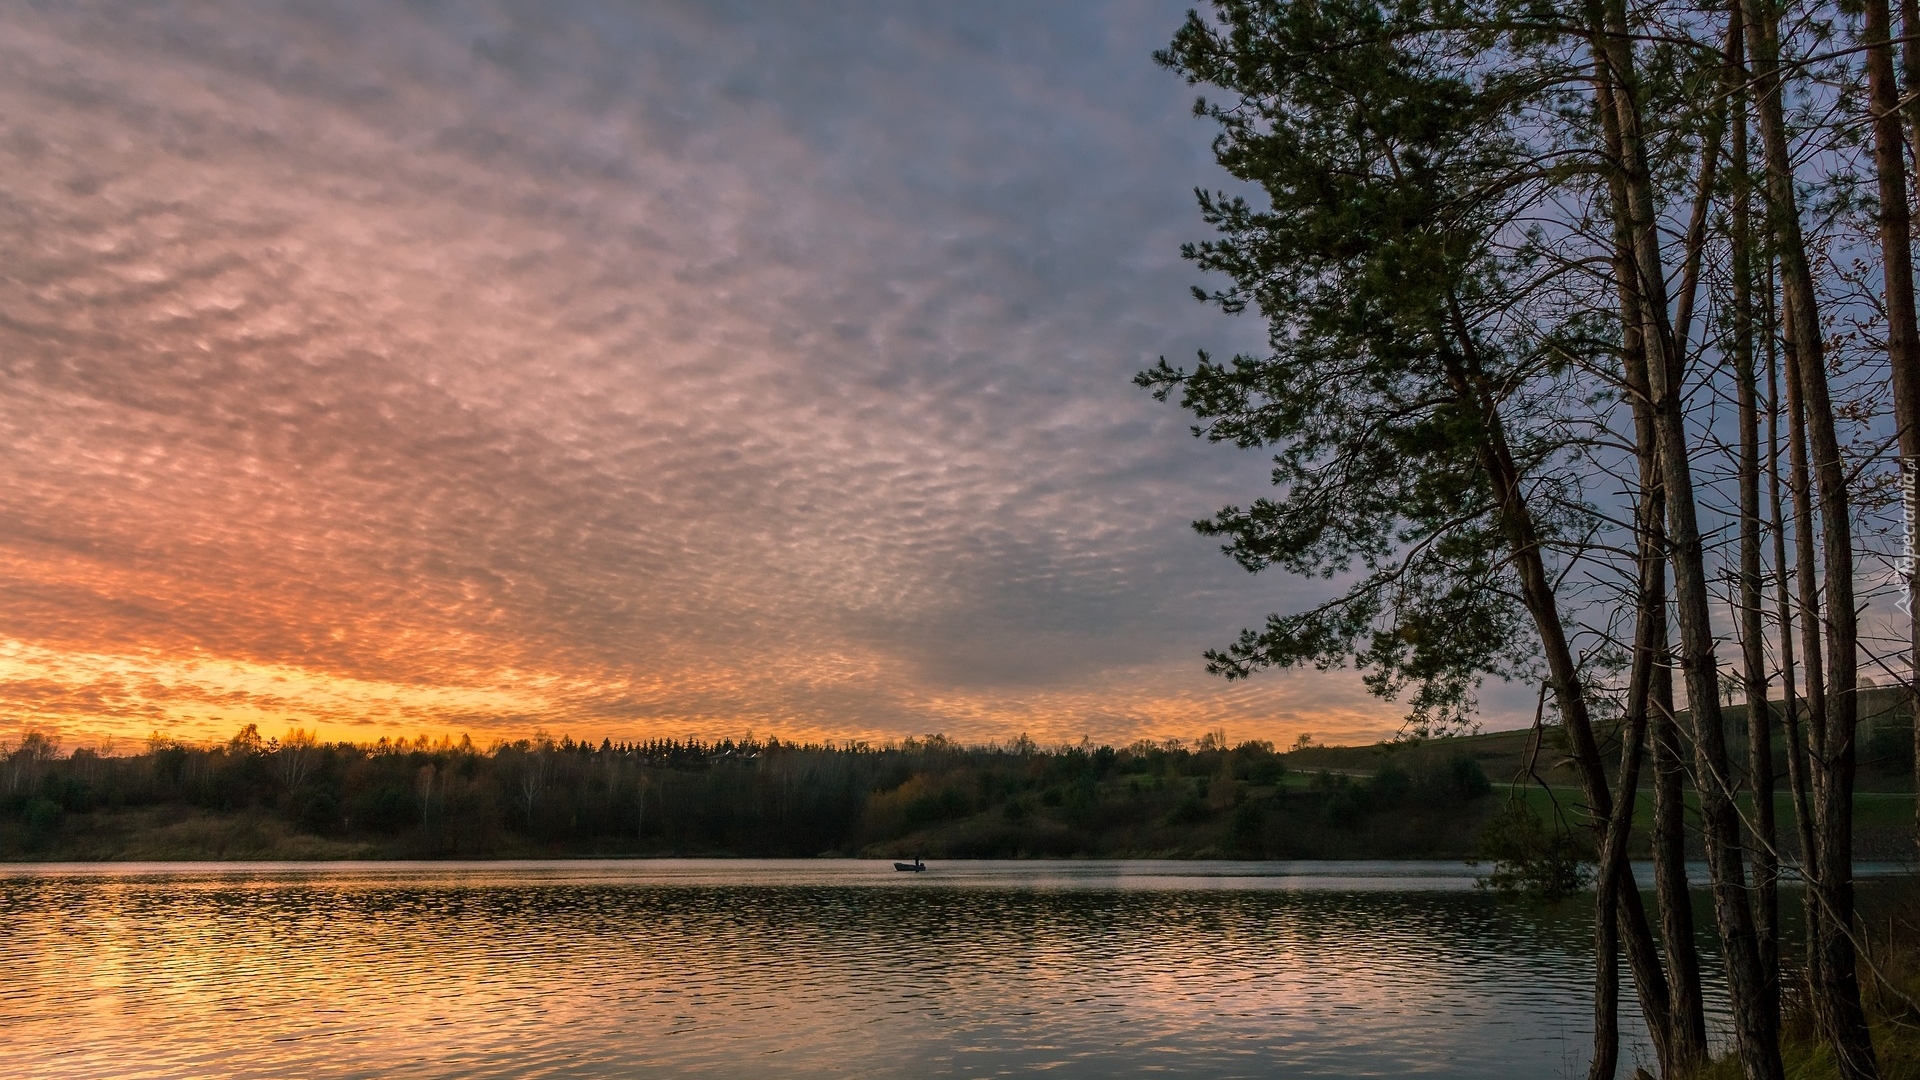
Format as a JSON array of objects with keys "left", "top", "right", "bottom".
[
  {"left": 1145, "top": 1, "right": 1920, "bottom": 1076},
  {"left": 0, "top": 725, "right": 1498, "bottom": 859}
]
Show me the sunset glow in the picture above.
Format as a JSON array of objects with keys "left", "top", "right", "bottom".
[{"left": 0, "top": 1, "right": 1449, "bottom": 750}]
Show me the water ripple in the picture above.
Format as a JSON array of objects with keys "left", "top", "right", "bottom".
[{"left": 1, "top": 860, "right": 1701, "bottom": 1079}]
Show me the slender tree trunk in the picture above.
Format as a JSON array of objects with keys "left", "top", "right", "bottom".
[
  {"left": 1608, "top": 113, "right": 1708, "bottom": 1067},
  {"left": 1650, "top": 641, "right": 1707, "bottom": 1064},
  {"left": 1767, "top": 255, "right": 1823, "bottom": 1003},
  {"left": 1864, "top": 0, "right": 1920, "bottom": 857},
  {"left": 1595, "top": 342, "right": 1665, "bottom": 1080},
  {"left": 1589, "top": 51, "right": 1720, "bottom": 1073},
  {"left": 1747, "top": 0, "right": 1874, "bottom": 1071},
  {"left": 1730, "top": 22, "right": 1781, "bottom": 1016},
  {"left": 1904, "top": 12, "right": 1920, "bottom": 773},
  {"left": 1903, "top": 5, "right": 1920, "bottom": 779},
  {"left": 1592, "top": 887, "right": 1621, "bottom": 1080},
  {"left": 1784, "top": 288, "right": 1835, "bottom": 1010},
  {"left": 1437, "top": 317, "right": 1676, "bottom": 1072},
  {"left": 1632, "top": 393, "right": 1708, "bottom": 1068},
  {"left": 1592, "top": 700, "right": 1650, "bottom": 1080},
  {"left": 1597, "top": 4, "right": 1780, "bottom": 1073},
  {"left": 1758, "top": 105, "right": 1881, "bottom": 1060},
  {"left": 1903, "top": 17, "right": 1920, "bottom": 799},
  {"left": 1628, "top": 343, "right": 1705, "bottom": 1066}
]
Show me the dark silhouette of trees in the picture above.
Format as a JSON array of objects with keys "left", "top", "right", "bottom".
[
  {"left": 1146, "top": 2, "right": 1920, "bottom": 1075},
  {"left": 0, "top": 726, "right": 1502, "bottom": 861}
]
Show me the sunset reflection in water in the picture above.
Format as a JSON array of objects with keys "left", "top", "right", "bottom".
[{"left": 0, "top": 860, "right": 1696, "bottom": 1079}]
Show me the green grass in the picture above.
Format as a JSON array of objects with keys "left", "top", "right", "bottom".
[
  {"left": 1691, "top": 880, "right": 1920, "bottom": 1079},
  {"left": 1284, "top": 686, "right": 1919, "bottom": 798}
]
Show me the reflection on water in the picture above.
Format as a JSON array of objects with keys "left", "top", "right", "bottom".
[{"left": 2, "top": 860, "right": 1690, "bottom": 1078}]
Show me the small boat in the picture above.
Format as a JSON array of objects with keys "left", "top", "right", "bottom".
[{"left": 893, "top": 858, "right": 926, "bottom": 872}]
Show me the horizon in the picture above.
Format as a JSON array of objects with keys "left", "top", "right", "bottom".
[{"left": 5, "top": 720, "right": 1440, "bottom": 758}]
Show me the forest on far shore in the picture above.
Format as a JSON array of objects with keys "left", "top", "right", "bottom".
[
  {"left": 3, "top": 708, "right": 1915, "bottom": 863},
  {"left": 0, "top": 724, "right": 1511, "bottom": 861}
]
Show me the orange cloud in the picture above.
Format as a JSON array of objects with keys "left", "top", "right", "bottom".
[{"left": 0, "top": 1, "right": 1487, "bottom": 754}]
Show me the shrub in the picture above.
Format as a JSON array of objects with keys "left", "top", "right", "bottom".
[
  {"left": 347, "top": 786, "right": 414, "bottom": 834},
  {"left": 1410, "top": 754, "right": 1491, "bottom": 804},
  {"left": 1443, "top": 755, "right": 1492, "bottom": 800},
  {"left": 1367, "top": 764, "right": 1412, "bottom": 806},
  {"left": 1166, "top": 793, "right": 1210, "bottom": 825},
  {"left": 292, "top": 788, "right": 341, "bottom": 834},
  {"left": 1231, "top": 801, "right": 1266, "bottom": 851},
  {"left": 22, "top": 796, "right": 61, "bottom": 831},
  {"left": 1477, "top": 802, "right": 1591, "bottom": 902},
  {"left": 904, "top": 788, "right": 970, "bottom": 827}
]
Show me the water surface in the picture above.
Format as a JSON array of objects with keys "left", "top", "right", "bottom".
[{"left": 3, "top": 859, "right": 1690, "bottom": 1078}]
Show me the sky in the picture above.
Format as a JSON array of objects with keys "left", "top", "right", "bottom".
[{"left": 0, "top": 0, "right": 1526, "bottom": 751}]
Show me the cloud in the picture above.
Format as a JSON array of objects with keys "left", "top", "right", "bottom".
[{"left": 0, "top": 0, "right": 1432, "bottom": 748}]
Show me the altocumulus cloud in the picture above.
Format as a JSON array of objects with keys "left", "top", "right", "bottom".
[{"left": 0, "top": 0, "right": 1420, "bottom": 747}]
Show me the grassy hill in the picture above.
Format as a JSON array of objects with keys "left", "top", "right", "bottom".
[
  {"left": 1284, "top": 686, "right": 1917, "bottom": 859},
  {"left": 1289, "top": 685, "right": 1914, "bottom": 791}
]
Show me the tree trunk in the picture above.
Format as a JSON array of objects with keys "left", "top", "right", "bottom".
[
  {"left": 1902, "top": 10, "right": 1920, "bottom": 823},
  {"left": 1766, "top": 253, "right": 1822, "bottom": 1000},
  {"left": 1599, "top": 3, "right": 1780, "bottom": 1073},
  {"left": 1631, "top": 386, "right": 1708, "bottom": 1068},
  {"left": 1608, "top": 97, "right": 1707, "bottom": 1066},
  {"left": 1436, "top": 312, "right": 1676, "bottom": 1071},
  {"left": 1592, "top": 889, "right": 1620, "bottom": 1080},
  {"left": 1592, "top": 699, "right": 1650, "bottom": 1080},
  {"left": 1730, "top": 24, "right": 1781, "bottom": 1011},
  {"left": 1597, "top": 323, "right": 1668, "bottom": 1080},
  {"left": 1650, "top": 649, "right": 1707, "bottom": 1064},
  {"left": 1864, "top": 0, "right": 1920, "bottom": 859},
  {"left": 1747, "top": 0, "right": 1875, "bottom": 1071},
  {"left": 1784, "top": 287, "right": 1835, "bottom": 1012}
]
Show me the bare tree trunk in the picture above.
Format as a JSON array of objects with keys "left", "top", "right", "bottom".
[
  {"left": 1617, "top": 160, "right": 1709, "bottom": 1073},
  {"left": 1594, "top": 355, "right": 1669, "bottom": 1080},
  {"left": 1783, "top": 288, "right": 1836, "bottom": 1013},
  {"left": 1437, "top": 321, "right": 1676, "bottom": 1073},
  {"left": 1750, "top": 0, "right": 1874, "bottom": 1069},
  {"left": 1650, "top": 644, "right": 1708, "bottom": 1064},
  {"left": 1731, "top": 27, "right": 1782, "bottom": 1012},
  {"left": 520, "top": 750, "right": 546, "bottom": 830},
  {"left": 1902, "top": 0, "right": 1920, "bottom": 832},
  {"left": 1627, "top": 359, "right": 1706, "bottom": 1066},
  {"left": 1631, "top": 399, "right": 1709, "bottom": 1068},
  {"left": 1598, "top": 3, "right": 1780, "bottom": 1072},
  {"left": 1739, "top": 250, "right": 1783, "bottom": 1013},
  {"left": 1588, "top": 52, "right": 1717, "bottom": 1075},
  {"left": 415, "top": 763, "right": 437, "bottom": 828},
  {"left": 1903, "top": 14, "right": 1920, "bottom": 802},
  {"left": 1903, "top": 16, "right": 1920, "bottom": 805},
  {"left": 1592, "top": 701, "right": 1650, "bottom": 1080},
  {"left": 1766, "top": 255, "right": 1822, "bottom": 994},
  {"left": 1864, "top": 0, "right": 1920, "bottom": 859}
]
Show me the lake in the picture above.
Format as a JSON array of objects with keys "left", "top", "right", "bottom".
[{"left": 2, "top": 859, "right": 1714, "bottom": 1078}]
